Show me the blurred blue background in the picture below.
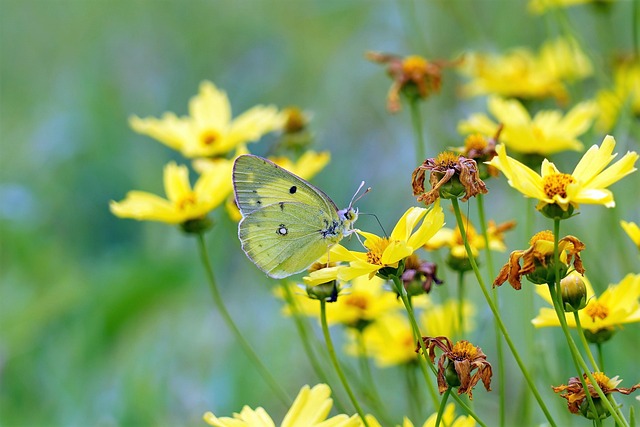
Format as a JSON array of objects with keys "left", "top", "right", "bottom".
[{"left": 1, "top": 1, "right": 639, "bottom": 426}]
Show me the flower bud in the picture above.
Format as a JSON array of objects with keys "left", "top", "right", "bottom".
[
  {"left": 526, "top": 259, "right": 569, "bottom": 285},
  {"left": 305, "top": 280, "right": 339, "bottom": 302},
  {"left": 444, "top": 361, "right": 462, "bottom": 388},
  {"left": 437, "top": 175, "right": 467, "bottom": 200},
  {"left": 180, "top": 217, "right": 213, "bottom": 234},
  {"left": 578, "top": 396, "right": 610, "bottom": 420},
  {"left": 446, "top": 252, "right": 475, "bottom": 273},
  {"left": 539, "top": 203, "right": 575, "bottom": 221},
  {"left": 560, "top": 274, "right": 588, "bottom": 312},
  {"left": 584, "top": 327, "right": 616, "bottom": 344}
]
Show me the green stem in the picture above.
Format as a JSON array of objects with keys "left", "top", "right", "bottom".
[
  {"left": 457, "top": 271, "right": 465, "bottom": 339},
  {"left": 409, "top": 98, "right": 426, "bottom": 163},
  {"left": 391, "top": 276, "right": 487, "bottom": 427},
  {"left": 633, "top": 0, "right": 639, "bottom": 57},
  {"left": 319, "top": 299, "right": 370, "bottom": 427},
  {"left": 550, "top": 220, "right": 627, "bottom": 427},
  {"left": 196, "top": 233, "right": 291, "bottom": 407},
  {"left": 477, "top": 194, "right": 506, "bottom": 427},
  {"left": 573, "top": 312, "right": 599, "bottom": 372},
  {"left": 356, "top": 331, "right": 394, "bottom": 426},
  {"left": 405, "top": 363, "right": 421, "bottom": 423},
  {"left": 435, "top": 388, "right": 452, "bottom": 427},
  {"left": 280, "top": 284, "right": 348, "bottom": 412},
  {"left": 450, "top": 199, "right": 557, "bottom": 427},
  {"left": 597, "top": 343, "right": 605, "bottom": 372}
]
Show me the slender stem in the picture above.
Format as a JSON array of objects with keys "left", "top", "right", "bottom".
[
  {"left": 280, "top": 285, "right": 349, "bottom": 413},
  {"left": 405, "top": 364, "right": 421, "bottom": 423},
  {"left": 573, "top": 312, "right": 599, "bottom": 372},
  {"left": 319, "top": 299, "right": 370, "bottom": 427},
  {"left": 596, "top": 343, "right": 605, "bottom": 372},
  {"left": 409, "top": 98, "right": 426, "bottom": 163},
  {"left": 633, "top": 0, "right": 639, "bottom": 57},
  {"left": 477, "top": 195, "right": 506, "bottom": 427},
  {"left": 196, "top": 233, "right": 290, "bottom": 407},
  {"left": 457, "top": 271, "right": 465, "bottom": 339},
  {"left": 435, "top": 388, "right": 452, "bottom": 427},
  {"left": 450, "top": 199, "right": 557, "bottom": 427},
  {"left": 549, "top": 220, "right": 627, "bottom": 427}
]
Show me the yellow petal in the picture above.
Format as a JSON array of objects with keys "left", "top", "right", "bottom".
[
  {"left": 390, "top": 207, "right": 427, "bottom": 242},
  {"left": 571, "top": 135, "right": 617, "bottom": 183},
  {"left": 407, "top": 200, "right": 445, "bottom": 249},
  {"left": 282, "top": 384, "right": 333, "bottom": 427},
  {"left": 189, "top": 81, "right": 231, "bottom": 131},
  {"left": 109, "top": 191, "right": 181, "bottom": 223},
  {"left": 163, "top": 162, "right": 192, "bottom": 203},
  {"left": 129, "top": 113, "right": 190, "bottom": 152}
]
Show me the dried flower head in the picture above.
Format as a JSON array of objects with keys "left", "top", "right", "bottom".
[
  {"left": 366, "top": 51, "right": 457, "bottom": 113},
  {"left": 412, "top": 152, "right": 488, "bottom": 206},
  {"left": 552, "top": 372, "right": 640, "bottom": 419},
  {"left": 494, "top": 231, "right": 585, "bottom": 290},
  {"left": 401, "top": 254, "right": 443, "bottom": 296},
  {"left": 417, "top": 336, "right": 492, "bottom": 399}
]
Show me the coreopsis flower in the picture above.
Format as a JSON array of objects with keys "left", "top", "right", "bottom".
[
  {"left": 109, "top": 161, "right": 232, "bottom": 231},
  {"left": 494, "top": 231, "right": 585, "bottom": 290},
  {"left": 412, "top": 153, "right": 487, "bottom": 206},
  {"left": 399, "top": 404, "right": 476, "bottom": 427},
  {"left": 203, "top": 383, "right": 363, "bottom": 427},
  {"left": 277, "top": 275, "right": 401, "bottom": 330},
  {"left": 328, "top": 202, "right": 444, "bottom": 281},
  {"left": 552, "top": 373, "right": 640, "bottom": 419},
  {"left": 596, "top": 56, "right": 640, "bottom": 132},
  {"left": 459, "top": 37, "right": 591, "bottom": 102},
  {"left": 529, "top": 0, "right": 614, "bottom": 14},
  {"left": 487, "top": 136, "right": 639, "bottom": 218},
  {"left": 129, "top": 81, "right": 283, "bottom": 158},
  {"left": 366, "top": 51, "right": 455, "bottom": 113},
  {"left": 418, "top": 336, "right": 492, "bottom": 399},
  {"left": 533, "top": 273, "right": 640, "bottom": 342},
  {"left": 458, "top": 96, "right": 598, "bottom": 156},
  {"left": 401, "top": 254, "right": 443, "bottom": 295},
  {"left": 621, "top": 220, "right": 640, "bottom": 249},
  {"left": 452, "top": 127, "right": 501, "bottom": 179}
]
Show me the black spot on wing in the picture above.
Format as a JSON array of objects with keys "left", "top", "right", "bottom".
[
  {"left": 279, "top": 202, "right": 285, "bottom": 211},
  {"left": 289, "top": 185, "right": 297, "bottom": 194}
]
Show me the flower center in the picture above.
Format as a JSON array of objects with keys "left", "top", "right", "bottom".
[
  {"left": 532, "top": 125, "right": 545, "bottom": 141},
  {"left": 434, "top": 151, "right": 460, "bottom": 169},
  {"left": 177, "top": 193, "right": 197, "bottom": 211},
  {"left": 345, "top": 294, "right": 368, "bottom": 311},
  {"left": 451, "top": 341, "right": 478, "bottom": 360},
  {"left": 366, "top": 237, "right": 391, "bottom": 265},
  {"left": 402, "top": 55, "right": 429, "bottom": 75},
  {"left": 200, "top": 129, "right": 220, "bottom": 146},
  {"left": 464, "top": 134, "right": 488, "bottom": 151},
  {"left": 586, "top": 301, "right": 609, "bottom": 321},
  {"left": 542, "top": 173, "right": 576, "bottom": 199},
  {"left": 529, "top": 230, "right": 554, "bottom": 246},
  {"left": 587, "top": 372, "right": 612, "bottom": 390}
]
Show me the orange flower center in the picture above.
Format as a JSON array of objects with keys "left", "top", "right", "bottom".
[
  {"left": 283, "top": 107, "right": 306, "bottom": 133},
  {"left": 529, "top": 230, "right": 554, "bottom": 246},
  {"left": 586, "top": 301, "right": 609, "bottom": 321},
  {"left": 345, "top": 294, "right": 369, "bottom": 311},
  {"left": 587, "top": 372, "right": 612, "bottom": 390},
  {"left": 434, "top": 151, "right": 460, "bottom": 168},
  {"left": 542, "top": 173, "right": 576, "bottom": 199},
  {"left": 464, "top": 134, "right": 488, "bottom": 151},
  {"left": 177, "top": 193, "right": 197, "bottom": 210},
  {"left": 451, "top": 341, "right": 478, "bottom": 360},
  {"left": 200, "top": 129, "right": 220, "bottom": 146},
  {"left": 366, "top": 237, "right": 391, "bottom": 265},
  {"left": 402, "top": 55, "right": 429, "bottom": 75}
]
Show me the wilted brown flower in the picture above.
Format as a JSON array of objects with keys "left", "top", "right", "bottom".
[
  {"left": 494, "top": 230, "right": 585, "bottom": 290},
  {"left": 417, "top": 336, "right": 492, "bottom": 399},
  {"left": 366, "top": 51, "right": 457, "bottom": 113},
  {"left": 553, "top": 372, "right": 640, "bottom": 419},
  {"left": 401, "top": 254, "right": 443, "bottom": 295},
  {"left": 412, "top": 152, "right": 488, "bottom": 206}
]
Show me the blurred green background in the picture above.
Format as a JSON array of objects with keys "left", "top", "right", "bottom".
[{"left": 1, "top": 1, "right": 639, "bottom": 426}]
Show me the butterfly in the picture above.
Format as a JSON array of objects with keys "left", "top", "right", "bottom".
[{"left": 233, "top": 154, "right": 364, "bottom": 279}]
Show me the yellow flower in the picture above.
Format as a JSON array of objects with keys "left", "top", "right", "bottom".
[
  {"left": 398, "top": 403, "right": 476, "bottom": 427},
  {"left": 487, "top": 136, "right": 639, "bottom": 212},
  {"left": 277, "top": 275, "right": 402, "bottom": 328},
  {"left": 109, "top": 160, "right": 232, "bottom": 224},
  {"left": 420, "top": 299, "right": 476, "bottom": 339},
  {"left": 595, "top": 57, "right": 640, "bottom": 132},
  {"left": 459, "top": 38, "right": 591, "bottom": 102},
  {"left": 425, "top": 214, "right": 515, "bottom": 259},
  {"left": 529, "top": 0, "right": 614, "bottom": 14},
  {"left": 621, "top": 220, "right": 640, "bottom": 249},
  {"left": 130, "top": 81, "right": 283, "bottom": 158},
  {"left": 268, "top": 151, "right": 331, "bottom": 180},
  {"left": 533, "top": 273, "right": 640, "bottom": 333},
  {"left": 330, "top": 202, "right": 445, "bottom": 281},
  {"left": 458, "top": 96, "right": 598, "bottom": 156},
  {"left": 203, "top": 384, "right": 362, "bottom": 427}
]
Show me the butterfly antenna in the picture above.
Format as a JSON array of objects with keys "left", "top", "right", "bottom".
[
  {"left": 349, "top": 181, "right": 371, "bottom": 208},
  {"left": 359, "top": 213, "right": 388, "bottom": 238}
]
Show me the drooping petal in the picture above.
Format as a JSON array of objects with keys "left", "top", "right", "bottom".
[{"left": 488, "top": 144, "right": 546, "bottom": 199}]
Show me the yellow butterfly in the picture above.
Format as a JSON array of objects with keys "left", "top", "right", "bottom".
[{"left": 233, "top": 154, "right": 362, "bottom": 278}]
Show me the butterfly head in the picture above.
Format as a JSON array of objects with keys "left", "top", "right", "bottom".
[{"left": 338, "top": 206, "right": 359, "bottom": 228}]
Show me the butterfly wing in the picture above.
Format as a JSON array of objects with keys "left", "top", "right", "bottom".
[
  {"left": 233, "top": 154, "right": 339, "bottom": 217},
  {"left": 238, "top": 202, "right": 335, "bottom": 278}
]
